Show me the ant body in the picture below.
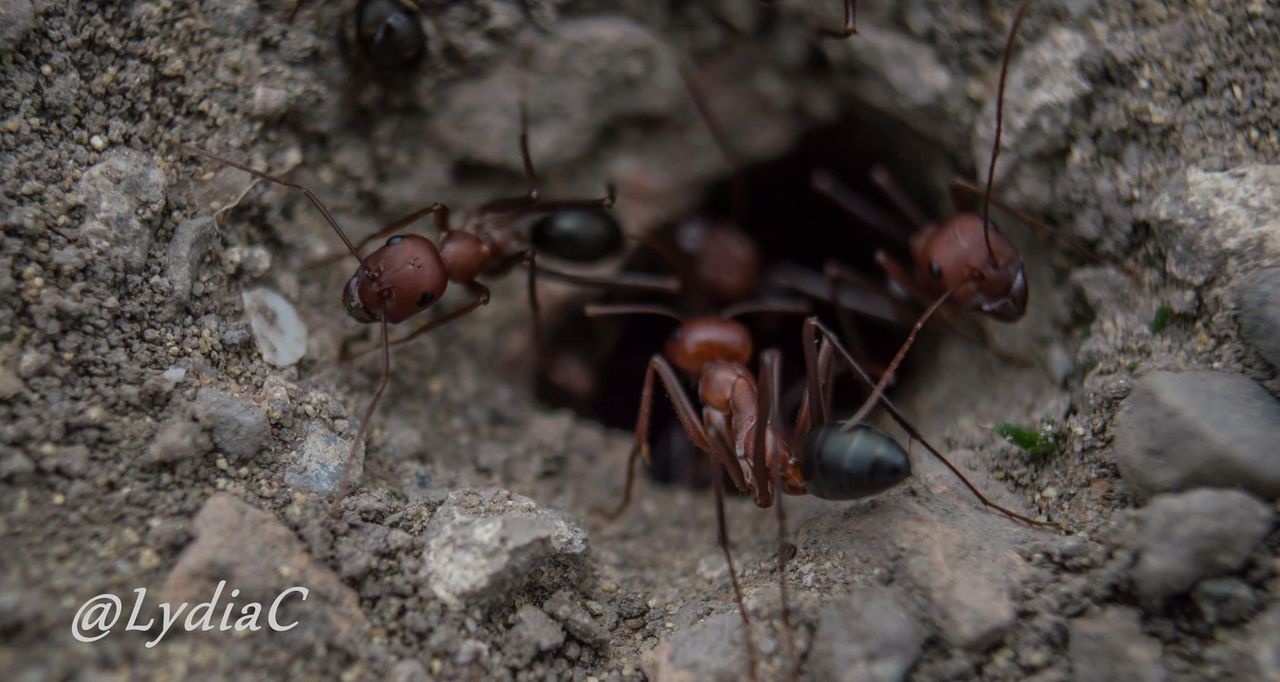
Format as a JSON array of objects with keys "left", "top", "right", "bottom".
[
  {"left": 290, "top": 0, "right": 427, "bottom": 72},
  {"left": 810, "top": 0, "right": 1045, "bottom": 347},
  {"left": 181, "top": 108, "right": 678, "bottom": 505},
  {"left": 588, "top": 296, "right": 1052, "bottom": 679}
]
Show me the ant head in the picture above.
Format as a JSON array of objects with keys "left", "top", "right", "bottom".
[
  {"left": 676, "top": 219, "right": 760, "bottom": 304},
  {"left": 797, "top": 425, "right": 911, "bottom": 501},
  {"left": 917, "top": 214, "right": 1027, "bottom": 321},
  {"left": 530, "top": 209, "right": 624, "bottom": 263},
  {"left": 354, "top": 0, "right": 426, "bottom": 70},
  {"left": 665, "top": 317, "right": 753, "bottom": 375},
  {"left": 344, "top": 234, "right": 448, "bottom": 324}
]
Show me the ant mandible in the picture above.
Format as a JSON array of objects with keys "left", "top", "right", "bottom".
[
  {"left": 181, "top": 106, "right": 678, "bottom": 506},
  {"left": 587, "top": 294, "right": 1054, "bottom": 679}
]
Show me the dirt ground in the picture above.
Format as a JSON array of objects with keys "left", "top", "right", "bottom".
[{"left": 2, "top": 1, "right": 1279, "bottom": 680}]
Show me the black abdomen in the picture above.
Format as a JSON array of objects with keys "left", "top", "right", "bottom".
[{"left": 799, "top": 425, "right": 911, "bottom": 500}]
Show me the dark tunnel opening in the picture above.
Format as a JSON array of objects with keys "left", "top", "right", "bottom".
[{"left": 535, "top": 114, "right": 962, "bottom": 487}]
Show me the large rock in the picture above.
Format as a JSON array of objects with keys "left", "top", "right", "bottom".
[
  {"left": 1152, "top": 165, "right": 1280, "bottom": 286},
  {"left": 1124, "top": 488, "right": 1273, "bottom": 609},
  {"left": 162, "top": 494, "right": 365, "bottom": 645},
  {"left": 419, "top": 490, "right": 588, "bottom": 609},
  {"left": 73, "top": 148, "right": 168, "bottom": 272},
  {"left": 1238, "top": 267, "right": 1280, "bottom": 368},
  {"left": 1112, "top": 371, "right": 1280, "bottom": 500},
  {"left": 1068, "top": 608, "right": 1166, "bottom": 682},
  {"left": 808, "top": 589, "right": 923, "bottom": 682}
]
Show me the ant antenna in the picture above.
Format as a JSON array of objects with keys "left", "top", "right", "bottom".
[
  {"left": 840, "top": 285, "right": 955, "bottom": 431},
  {"left": 584, "top": 303, "right": 686, "bottom": 322},
  {"left": 177, "top": 144, "right": 371, "bottom": 272},
  {"left": 981, "top": 0, "right": 1034, "bottom": 265}
]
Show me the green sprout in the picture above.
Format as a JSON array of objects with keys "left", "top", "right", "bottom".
[
  {"left": 1149, "top": 304, "right": 1172, "bottom": 334},
  {"left": 996, "top": 422, "right": 1059, "bottom": 457}
]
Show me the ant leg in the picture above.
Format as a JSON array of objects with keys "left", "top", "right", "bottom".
[
  {"left": 842, "top": 287, "right": 954, "bottom": 430},
  {"left": 811, "top": 169, "right": 911, "bottom": 247},
  {"left": 521, "top": 250, "right": 549, "bottom": 366},
  {"left": 339, "top": 283, "right": 491, "bottom": 361},
  {"left": 874, "top": 250, "right": 931, "bottom": 304},
  {"left": 823, "top": 261, "right": 882, "bottom": 378},
  {"left": 597, "top": 355, "right": 719, "bottom": 519},
  {"left": 530, "top": 259, "right": 681, "bottom": 294},
  {"left": 178, "top": 144, "right": 368, "bottom": 270},
  {"left": 305, "top": 203, "right": 452, "bottom": 270},
  {"left": 809, "top": 0, "right": 857, "bottom": 38},
  {"left": 475, "top": 183, "right": 615, "bottom": 217},
  {"left": 805, "top": 318, "right": 1059, "bottom": 530},
  {"left": 868, "top": 165, "right": 933, "bottom": 231},
  {"left": 757, "top": 350, "right": 796, "bottom": 669},
  {"left": 513, "top": 248, "right": 679, "bottom": 367},
  {"left": 770, "top": 262, "right": 918, "bottom": 326},
  {"left": 711, "top": 457, "right": 760, "bottom": 682},
  {"left": 332, "top": 303, "right": 390, "bottom": 510}
]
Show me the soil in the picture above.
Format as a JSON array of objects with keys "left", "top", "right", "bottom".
[{"left": 1, "top": 1, "right": 1278, "bottom": 681}]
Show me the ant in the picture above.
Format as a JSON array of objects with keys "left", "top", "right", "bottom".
[
  {"left": 808, "top": 0, "right": 1056, "bottom": 357},
  {"left": 290, "top": 0, "right": 427, "bottom": 71},
  {"left": 180, "top": 106, "right": 679, "bottom": 506},
  {"left": 588, "top": 295, "right": 1054, "bottom": 679}
]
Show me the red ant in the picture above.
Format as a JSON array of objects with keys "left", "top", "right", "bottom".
[
  {"left": 587, "top": 296, "right": 1054, "bottom": 679},
  {"left": 810, "top": 0, "right": 1053, "bottom": 343},
  {"left": 180, "top": 107, "right": 678, "bottom": 505}
]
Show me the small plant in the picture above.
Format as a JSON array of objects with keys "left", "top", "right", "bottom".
[
  {"left": 1149, "top": 303, "right": 1171, "bottom": 334},
  {"left": 995, "top": 422, "right": 1059, "bottom": 457}
]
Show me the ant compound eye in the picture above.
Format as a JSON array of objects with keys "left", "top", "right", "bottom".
[
  {"left": 417, "top": 291, "right": 434, "bottom": 307},
  {"left": 386, "top": 235, "right": 405, "bottom": 247},
  {"left": 928, "top": 261, "right": 942, "bottom": 280}
]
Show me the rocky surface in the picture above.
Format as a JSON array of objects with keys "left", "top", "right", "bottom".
[
  {"left": 1, "top": 1, "right": 1278, "bottom": 681},
  {"left": 1123, "top": 488, "right": 1273, "bottom": 610},
  {"left": 1112, "top": 371, "right": 1280, "bottom": 500}
]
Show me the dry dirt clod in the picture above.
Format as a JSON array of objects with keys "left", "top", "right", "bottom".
[
  {"left": 142, "top": 416, "right": 212, "bottom": 465},
  {"left": 1067, "top": 607, "right": 1166, "bottom": 682},
  {"left": 1112, "top": 370, "right": 1280, "bottom": 500},
  {"left": 284, "top": 420, "right": 364, "bottom": 495},
  {"left": 808, "top": 589, "right": 924, "bottom": 682},
  {"left": 193, "top": 387, "right": 272, "bottom": 460},
  {"left": 1123, "top": 488, "right": 1274, "bottom": 610},
  {"left": 1238, "top": 266, "right": 1280, "bottom": 369},
  {"left": 163, "top": 493, "right": 367, "bottom": 646},
  {"left": 72, "top": 148, "right": 168, "bottom": 273},
  {"left": 419, "top": 489, "right": 589, "bottom": 609}
]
